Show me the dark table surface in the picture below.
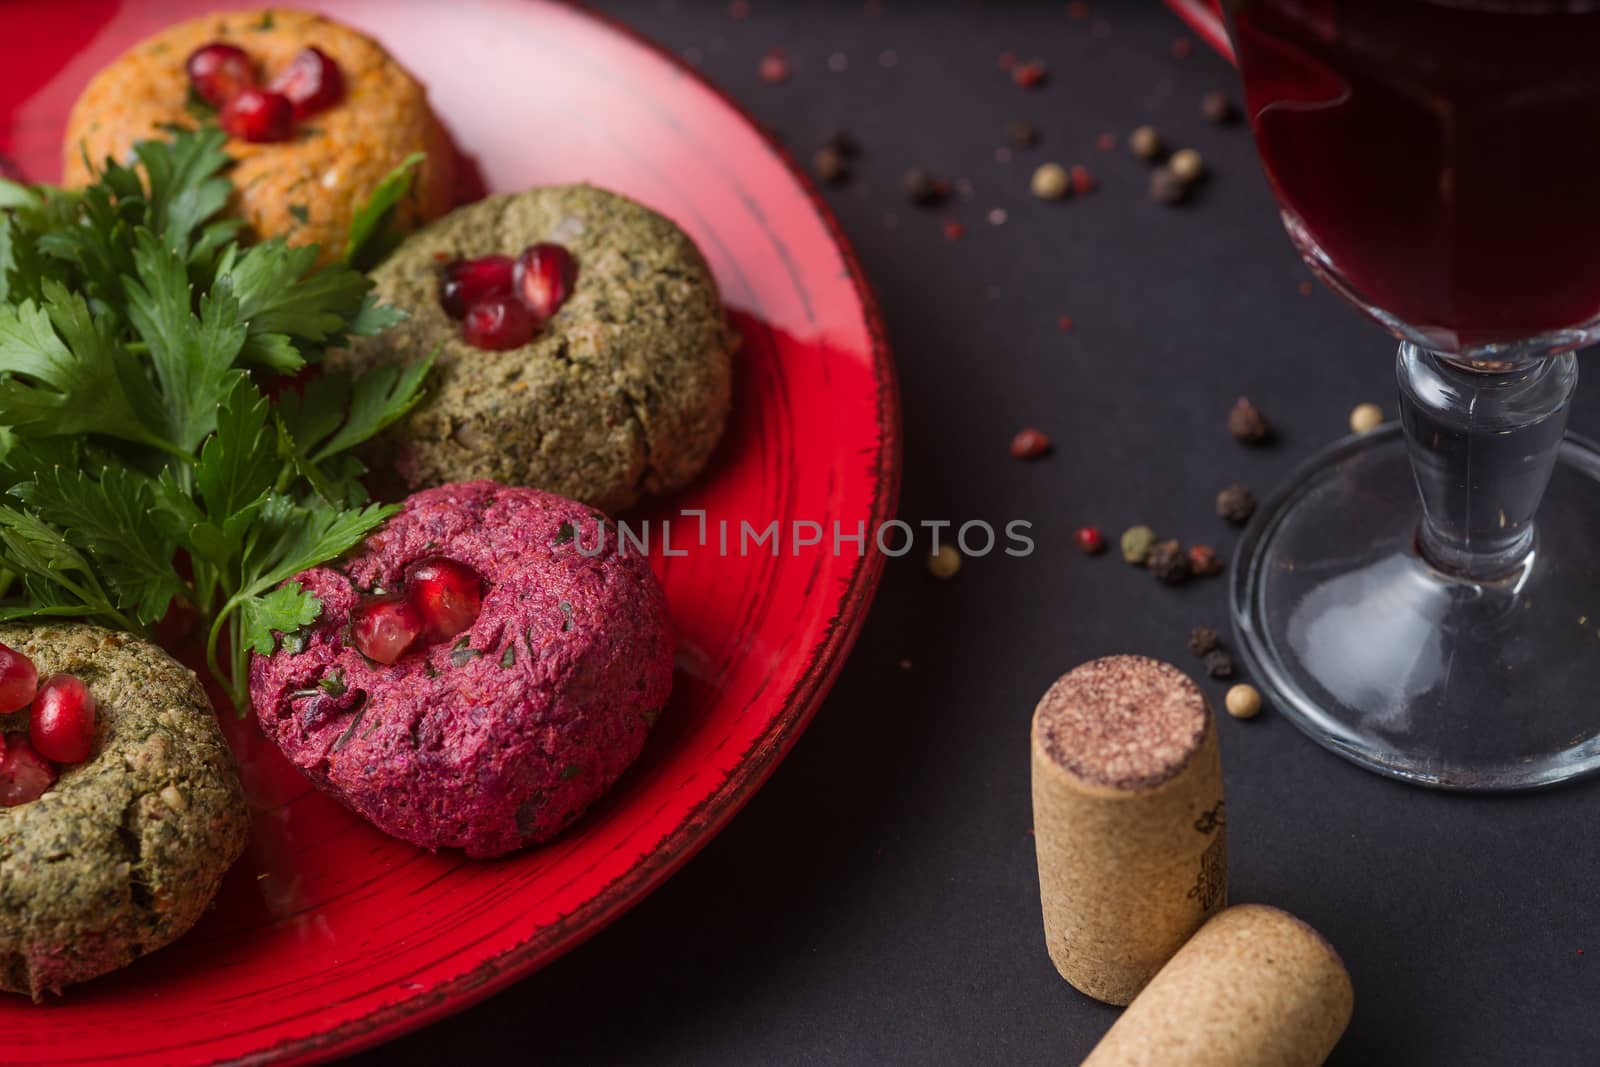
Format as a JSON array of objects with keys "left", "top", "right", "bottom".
[{"left": 356, "top": 2, "right": 1600, "bottom": 1064}]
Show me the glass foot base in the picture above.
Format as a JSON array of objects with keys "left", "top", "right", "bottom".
[{"left": 1231, "top": 424, "right": 1600, "bottom": 791}]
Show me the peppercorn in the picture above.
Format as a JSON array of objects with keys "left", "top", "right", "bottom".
[
  {"left": 1031, "top": 162, "right": 1071, "bottom": 201},
  {"left": 1013, "top": 60, "right": 1047, "bottom": 89},
  {"left": 1129, "top": 125, "right": 1164, "bottom": 161},
  {"left": 1010, "top": 427, "right": 1051, "bottom": 459},
  {"left": 1149, "top": 166, "right": 1187, "bottom": 205},
  {"left": 1227, "top": 396, "right": 1269, "bottom": 443},
  {"left": 825, "top": 130, "right": 860, "bottom": 157},
  {"left": 1200, "top": 90, "right": 1237, "bottom": 125},
  {"left": 1204, "top": 649, "right": 1235, "bottom": 679},
  {"left": 927, "top": 544, "right": 962, "bottom": 580},
  {"left": 904, "top": 168, "right": 948, "bottom": 207},
  {"left": 1121, "top": 525, "right": 1156, "bottom": 564},
  {"left": 1074, "top": 526, "right": 1105, "bottom": 555},
  {"left": 1225, "top": 684, "right": 1262, "bottom": 719},
  {"left": 1188, "top": 625, "right": 1220, "bottom": 657},
  {"left": 1008, "top": 119, "right": 1040, "bottom": 148},
  {"left": 1169, "top": 148, "right": 1206, "bottom": 184},
  {"left": 1216, "top": 483, "right": 1256, "bottom": 525},
  {"left": 1146, "top": 539, "right": 1191, "bottom": 584},
  {"left": 812, "top": 146, "right": 848, "bottom": 185},
  {"left": 1188, "top": 544, "right": 1224, "bottom": 576},
  {"left": 1350, "top": 402, "right": 1384, "bottom": 434}
]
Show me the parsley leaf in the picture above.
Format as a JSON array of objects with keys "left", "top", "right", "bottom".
[{"left": 345, "top": 152, "right": 425, "bottom": 271}]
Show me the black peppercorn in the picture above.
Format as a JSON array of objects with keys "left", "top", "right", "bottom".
[
  {"left": 1008, "top": 119, "right": 1040, "bottom": 148},
  {"left": 1150, "top": 166, "right": 1187, "bottom": 205},
  {"left": 813, "top": 146, "right": 848, "bottom": 185},
  {"left": 1216, "top": 483, "right": 1257, "bottom": 525},
  {"left": 825, "top": 130, "right": 860, "bottom": 157},
  {"left": 1146, "top": 539, "right": 1191, "bottom": 584},
  {"left": 1201, "top": 90, "right": 1237, "bottom": 125},
  {"left": 904, "top": 167, "right": 948, "bottom": 206},
  {"left": 1189, "top": 625, "right": 1221, "bottom": 657},
  {"left": 1204, "top": 649, "right": 1236, "bottom": 679},
  {"left": 1227, "top": 396, "right": 1270, "bottom": 443}
]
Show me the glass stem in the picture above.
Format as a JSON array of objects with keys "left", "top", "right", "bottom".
[{"left": 1396, "top": 343, "right": 1577, "bottom": 581}]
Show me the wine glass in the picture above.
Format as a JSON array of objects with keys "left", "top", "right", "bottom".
[{"left": 1224, "top": 0, "right": 1600, "bottom": 789}]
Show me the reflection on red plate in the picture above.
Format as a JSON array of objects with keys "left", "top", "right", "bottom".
[{"left": 0, "top": 2, "right": 899, "bottom": 1064}]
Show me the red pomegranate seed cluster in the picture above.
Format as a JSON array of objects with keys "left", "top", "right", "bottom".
[
  {"left": 0, "top": 642, "right": 98, "bottom": 806},
  {"left": 350, "top": 557, "right": 483, "bottom": 664},
  {"left": 437, "top": 244, "right": 578, "bottom": 350},
  {"left": 185, "top": 40, "right": 345, "bottom": 143}
]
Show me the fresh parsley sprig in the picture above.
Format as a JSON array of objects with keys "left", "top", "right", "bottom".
[{"left": 0, "top": 128, "right": 429, "bottom": 711}]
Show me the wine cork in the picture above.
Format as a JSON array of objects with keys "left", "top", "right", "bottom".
[
  {"left": 1081, "top": 904, "right": 1353, "bottom": 1067},
  {"left": 1031, "top": 656, "right": 1226, "bottom": 1005}
]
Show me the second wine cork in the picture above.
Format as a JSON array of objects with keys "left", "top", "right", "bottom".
[
  {"left": 1081, "top": 903, "right": 1354, "bottom": 1067},
  {"left": 1031, "top": 656, "right": 1226, "bottom": 1005}
]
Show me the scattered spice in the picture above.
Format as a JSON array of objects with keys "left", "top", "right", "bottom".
[
  {"left": 758, "top": 50, "right": 790, "bottom": 84},
  {"left": 1204, "top": 649, "right": 1236, "bottom": 679},
  {"left": 1146, "top": 539, "right": 1191, "bottom": 584},
  {"left": 898, "top": 658, "right": 913, "bottom": 671},
  {"left": 1188, "top": 625, "right": 1221, "bottom": 657},
  {"left": 1228, "top": 397, "right": 1269, "bottom": 444},
  {"left": 1068, "top": 1, "right": 1090, "bottom": 17},
  {"left": 1070, "top": 163, "right": 1097, "bottom": 195},
  {"left": 1169, "top": 147, "right": 1206, "bottom": 184},
  {"left": 1010, "top": 427, "right": 1051, "bottom": 459},
  {"left": 825, "top": 130, "right": 860, "bottom": 157},
  {"left": 1225, "top": 684, "right": 1262, "bottom": 719},
  {"left": 827, "top": 51, "right": 849, "bottom": 72},
  {"left": 1349, "top": 403, "right": 1384, "bottom": 434},
  {"left": 988, "top": 207, "right": 1009, "bottom": 226},
  {"left": 942, "top": 218, "right": 966, "bottom": 241},
  {"left": 927, "top": 543, "right": 962, "bottom": 580},
  {"left": 1121, "top": 525, "right": 1156, "bottom": 564},
  {"left": 1008, "top": 119, "right": 1040, "bottom": 148},
  {"left": 1096, "top": 132, "right": 1117, "bottom": 153},
  {"left": 904, "top": 167, "right": 948, "bottom": 206},
  {"left": 728, "top": 0, "right": 750, "bottom": 17},
  {"left": 1201, "top": 90, "right": 1237, "bottom": 125},
  {"left": 998, "top": 51, "right": 1017, "bottom": 71},
  {"left": 1057, "top": 315, "right": 1074, "bottom": 332},
  {"left": 1298, "top": 280, "right": 1315, "bottom": 297},
  {"left": 1216, "top": 484, "right": 1257, "bottom": 525},
  {"left": 1074, "top": 527, "right": 1105, "bottom": 555},
  {"left": 1171, "top": 36, "right": 1194, "bottom": 59},
  {"left": 812, "top": 145, "right": 848, "bottom": 184},
  {"left": 1013, "top": 60, "right": 1048, "bottom": 89},
  {"left": 1188, "top": 544, "right": 1224, "bottom": 577},
  {"left": 1031, "top": 162, "right": 1071, "bottom": 200},
  {"left": 1129, "top": 125, "right": 1164, "bottom": 161},
  {"left": 1149, "top": 166, "right": 1187, "bottom": 205}
]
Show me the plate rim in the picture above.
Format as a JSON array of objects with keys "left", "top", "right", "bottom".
[{"left": 201, "top": 3, "right": 903, "bottom": 1063}]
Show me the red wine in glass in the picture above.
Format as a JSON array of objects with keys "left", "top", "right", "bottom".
[{"left": 1230, "top": 0, "right": 1600, "bottom": 354}]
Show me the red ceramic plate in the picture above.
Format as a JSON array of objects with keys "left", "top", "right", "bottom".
[{"left": 0, "top": 2, "right": 898, "bottom": 1063}]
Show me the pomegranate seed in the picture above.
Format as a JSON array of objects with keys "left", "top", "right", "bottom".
[
  {"left": 30, "top": 674, "right": 96, "bottom": 764},
  {"left": 1013, "top": 61, "right": 1047, "bottom": 89},
  {"left": 268, "top": 46, "right": 345, "bottom": 118},
  {"left": 351, "top": 594, "right": 424, "bottom": 664},
  {"left": 219, "top": 87, "right": 295, "bottom": 143},
  {"left": 406, "top": 557, "right": 484, "bottom": 641},
  {"left": 1010, "top": 427, "right": 1051, "bottom": 460},
  {"left": 759, "top": 51, "right": 790, "bottom": 84},
  {"left": 512, "top": 243, "right": 578, "bottom": 320},
  {"left": 0, "top": 642, "right": 37, "bottom": 714},
  {"left": 462, "top": 296, "right": 536, "bottom": 350},
  {"left": 1071, "top": 164, "right": 1097, "bottom": 194},
  {"left": 438, "top": 255, "right": 514, "bottom": 319},
  {"left": 186, "top": 42, "right": 256, "bottom": 108},
  {"left": 942, "top": 219, "right": 966, "bottom": 241},
  {"left": 0, "top": 733, "right": 55, "bottom": 806},
  {"left": 1074, "top": 527, "right": 1106, "bottom": 555}
]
